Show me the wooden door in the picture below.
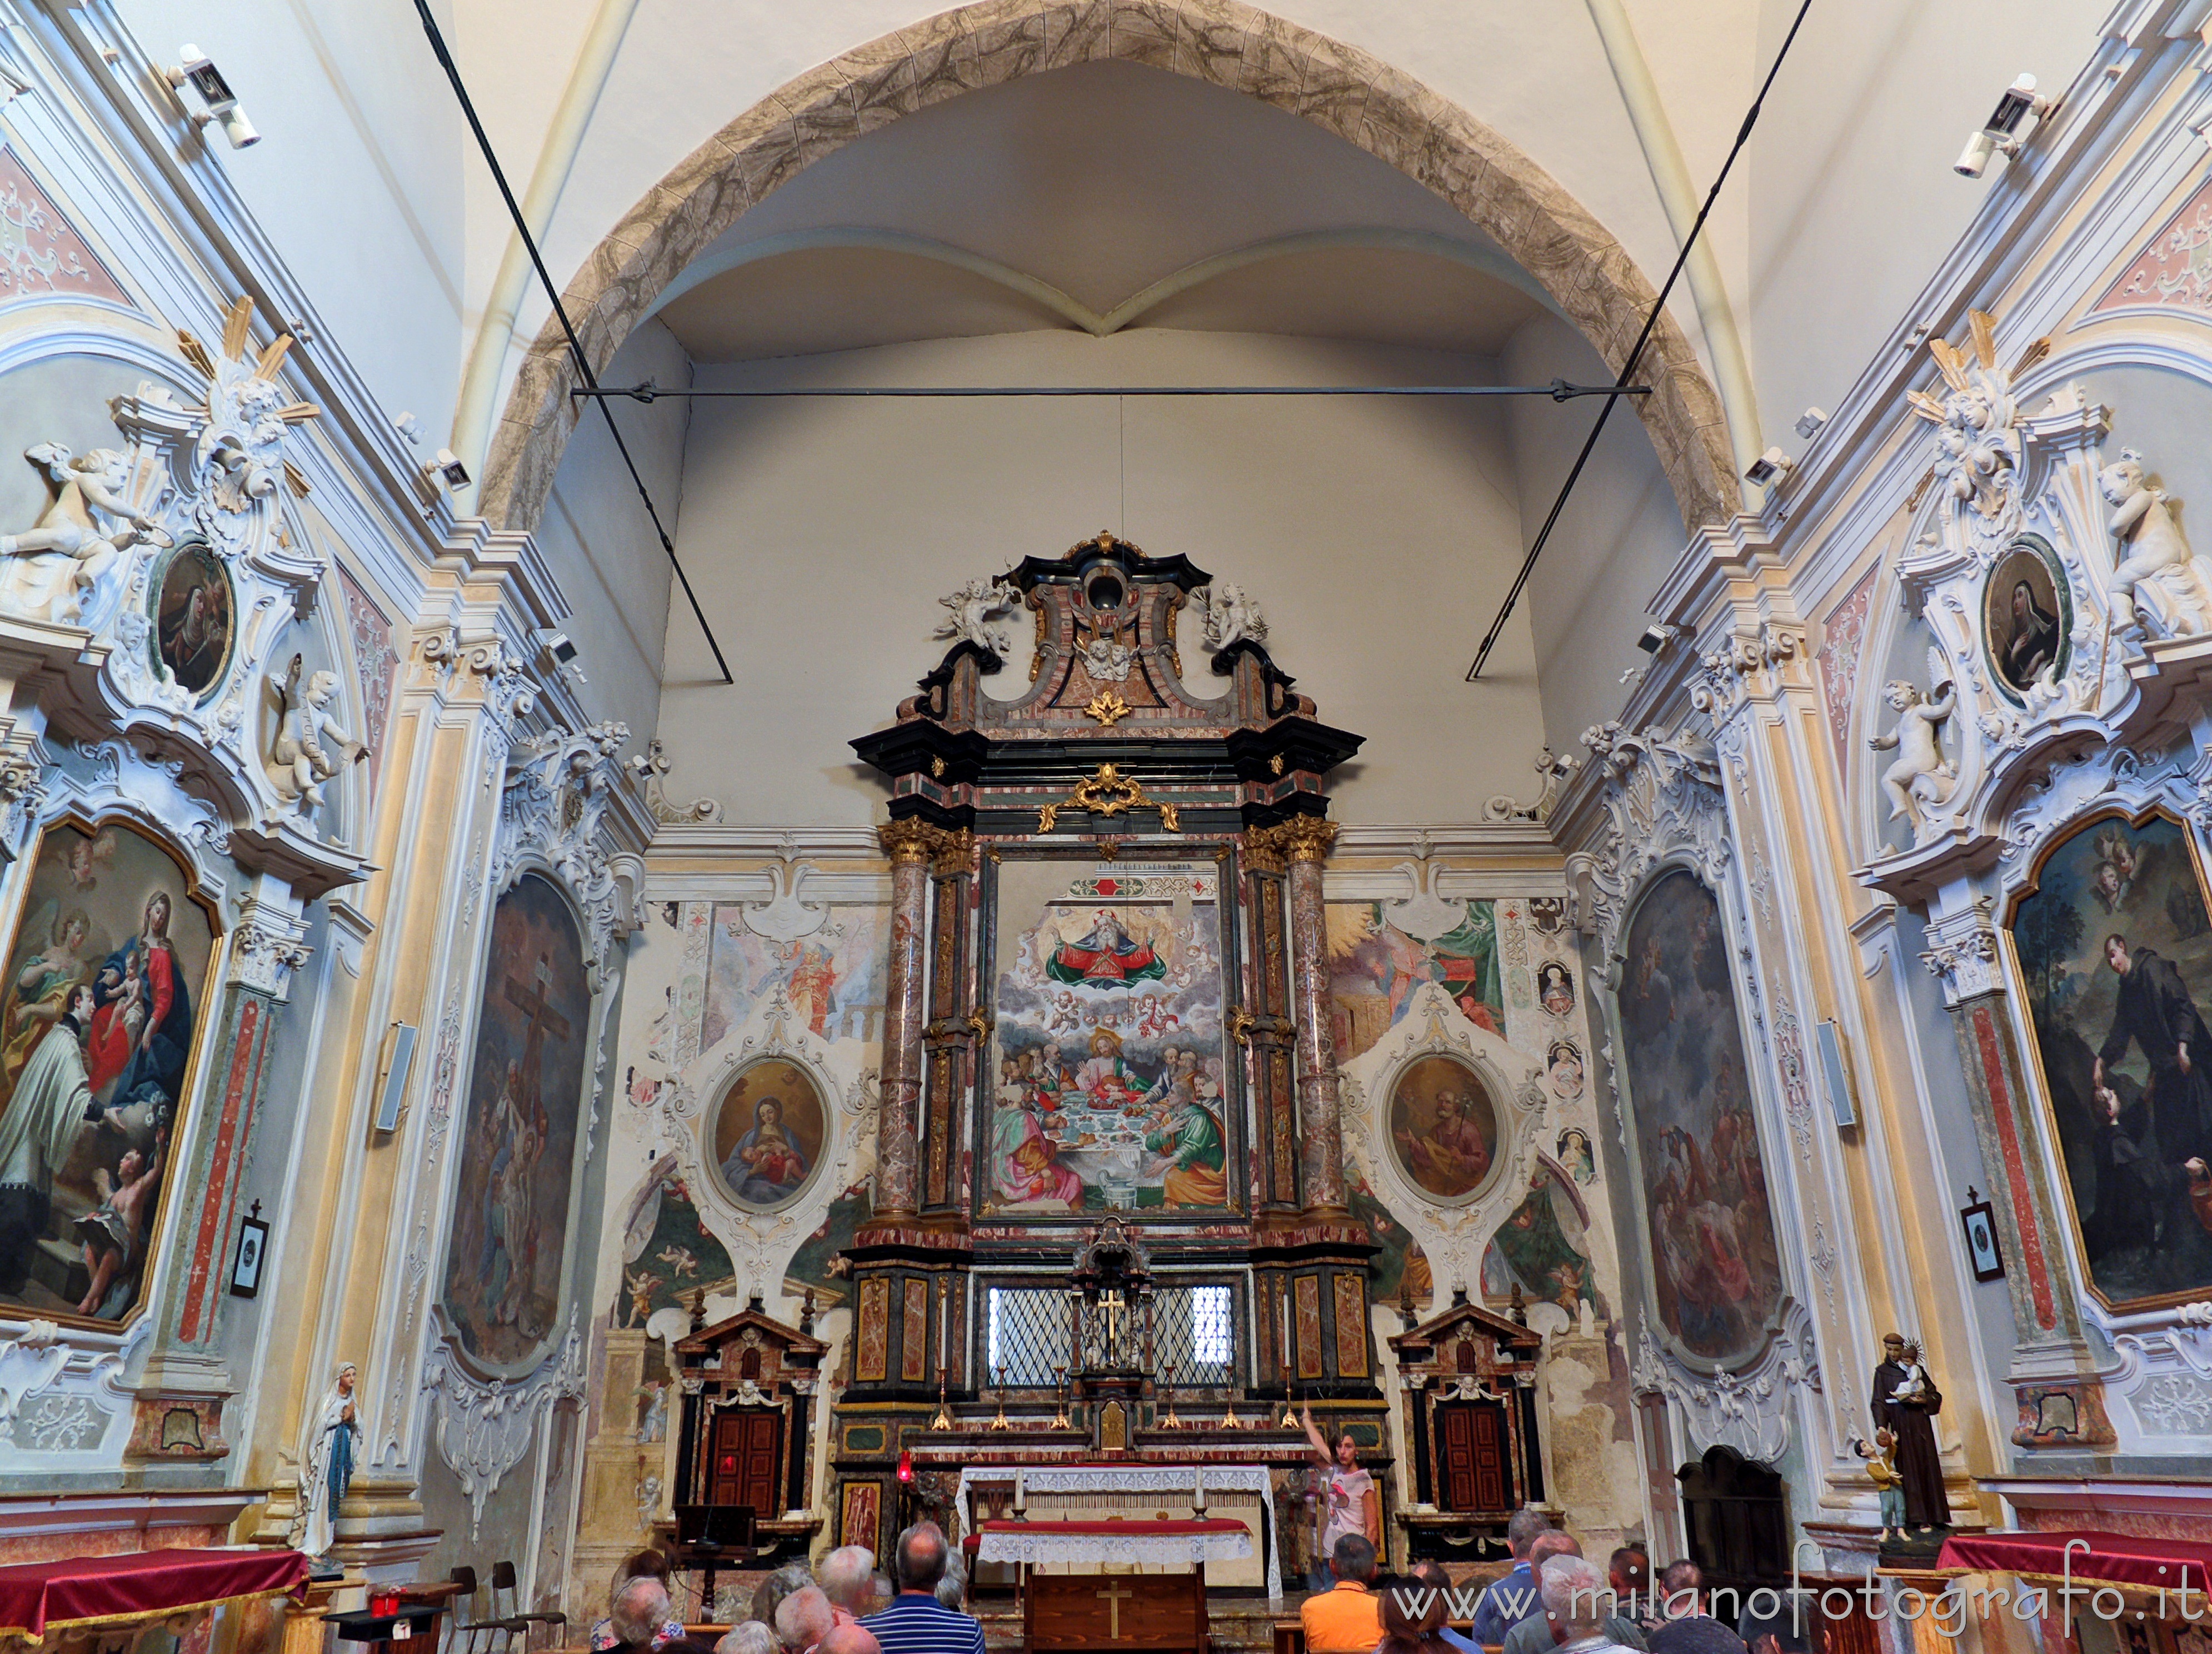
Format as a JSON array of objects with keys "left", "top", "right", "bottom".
[
  {"left": 710, "top": 1410, "right": 782, "bottom": 1515},
  {"left": 1436, "top": 1401, "right": 1511, "bottom": 1513}
]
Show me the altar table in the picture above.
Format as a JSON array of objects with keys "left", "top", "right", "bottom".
[
  {"left": 1935, "top": 1530, "right": 2212, "bottom": 1592},
  {"left": 977, "top": 1519, "right": 1254, "bottom": 1568},
  {"left": 1026, "top": 1571, "right": 1207, "bottom": 1654},
  {"left": 0, "top": 1546, "right": 309, "bottom": 1640},
  {"left": 956, "top": 1465, "right": 1282, "bottom": 1597}
]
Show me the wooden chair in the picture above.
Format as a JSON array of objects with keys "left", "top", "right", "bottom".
[{"left": 491, "top": 1562, "right": 565, "bottom": 1652}]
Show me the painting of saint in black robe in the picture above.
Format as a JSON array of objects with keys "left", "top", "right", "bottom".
[{"left": 2014, "top": 810, "right": 2212, "bottom": 1303}]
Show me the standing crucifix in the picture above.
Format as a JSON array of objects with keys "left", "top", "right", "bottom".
[
  {"left": 1100, "top": 1290, "right": 1128, "bottom": 1348},
  {"left": 1095, "top": 1580, "right": 1133, "bottom": 1640}
]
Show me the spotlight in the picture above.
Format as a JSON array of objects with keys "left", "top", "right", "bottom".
[
  {"left": 431, "top": 447, "right": 471, "bottom": 490},
  {"left": 1955, "top": 73, "right": 2054, "bottom": 178},
  {"left": 537, "top": 627, "right": 587, "bottom": 684},
  {"left": 1636, "top": 624, "right": 1678, "bottom": 656},
  {"left": 166, "top": 46, "right": 259, "bottom": 149},
  {"left": 394, "top": 412, "right": 423, "bottom": 446},
  {"left": 1744, "top": 446, "right": 1796, "bottom": 488},
  {"left": 1794, "top": 407, "right": 1828, "bottom": 439}
]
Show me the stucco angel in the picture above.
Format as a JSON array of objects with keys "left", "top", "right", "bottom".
[
  {"left": 932, "top": 576, "right": 1018, "bottom": 657},
  {"left": 1869, "top": 654, "right": 1957, "bottom": 837},
  {"left": 268, "top": 653, "right": 367, "bottom": 812},
  {"left": 0, "top": 443, "right": 169, "bottom": 624},
  {"left": 2100, "top": 448, "right": 2211, "bottom": 638},
  {"left": 1195, "top": 582, "right": 1268, "bottom": 654}
]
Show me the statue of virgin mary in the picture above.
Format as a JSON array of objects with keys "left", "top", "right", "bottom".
[{"left": 294, "top": 1361, "right": 360, "bottom": 1570}]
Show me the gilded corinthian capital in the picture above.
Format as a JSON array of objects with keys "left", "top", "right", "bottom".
[
  {"left": 878, "top": 818, "right": 945, "bottom": 863},
  {"left": 1247, "top": 816, "right": 1339, "bottom": 866}
]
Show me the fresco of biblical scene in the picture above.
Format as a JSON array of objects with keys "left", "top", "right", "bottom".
[
  {"left": 702, "top": 905, "right": 887, "bottom": 1050},
  {"left": 1326, "top": 901, "right": 1502, "bottom": 1062},
  {"left": 1617, "top": 869, "right": 1784, "bottom": 1363},
  {"left": 615, "top": 1163, "right": 735, "bottom": 1331},
  {"left": 150, "top": 541, "right": 234, "bottom": 699},
  {"left": 2012, "top": 809, "right": 2212, "bottom": 1305},
  {"left": 1386, "top": 1054, "right": 1500, "bottom": 1203},
  {"left": 1481, "top": 1163, "right": 1597, "bottom": 1314},
  {"left": 0, "top": 819, "right": 216, "bottom": 1323},
  {"left": 1984, "top": 536, "right": 2069, "bottom": 703},
  {"left": 985, "top": 863, "right": 1230, "bottom": 1216},
  {"left": 441, "top": 872, "right": 591, "bottom": 1368},
  {"left": 1349, "top": 1168, "right": 1432, "bottom": 1308},
  {"left": 710, "top": 1057, "right": 826, "bottom": 1210}
]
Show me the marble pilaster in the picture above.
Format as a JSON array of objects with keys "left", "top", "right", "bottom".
[{"left": 874, "top": 818, "right": 939, "bottom": 1218}]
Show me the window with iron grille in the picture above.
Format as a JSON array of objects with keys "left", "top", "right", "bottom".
[
  {"left": 1154, "top": 1284, "right": 1235, "bottom": 1387},
  {"left": 984, "top": 1286, "right": 1071, "bottom": 1386}
]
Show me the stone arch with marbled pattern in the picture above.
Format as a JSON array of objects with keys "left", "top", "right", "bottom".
[{"left": 480, "top": 0, "right": 1740, "bottom": 536}]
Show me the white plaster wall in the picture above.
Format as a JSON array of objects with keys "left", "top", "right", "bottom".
[
  {"left": 107, "top": 0, "right": 467, "bottom": 437},
  {"left": 532, "top": 318, "right": 688, "bottom": 739},
  {"left": 652, "top": 327, "right": 1544, "bottom": 826}
]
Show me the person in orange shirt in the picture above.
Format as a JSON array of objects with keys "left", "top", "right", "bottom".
[{"left": 1303, "top": 1535, "right": 1385, "bottom": 1654}]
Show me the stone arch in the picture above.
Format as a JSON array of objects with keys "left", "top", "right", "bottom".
[{"left": 480, "top": 0, "right": 1740, "bottom": 536}]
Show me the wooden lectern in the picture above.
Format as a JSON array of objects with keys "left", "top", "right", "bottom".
[{"left": 1025, "top": 1573, "right": 1207, "bottom": 1654}]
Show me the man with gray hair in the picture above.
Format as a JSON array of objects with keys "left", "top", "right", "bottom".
[
  {"left": 1470, "top": 1507, "right": 1555, "bottom": 1646},
  {"left": 1540, "top": 1556, "right": 1630, "bottom": 1654},
  {"left": 717, "top": 1625, "right": 780, "bottom": 1654},
  {"left": 932, "top": 1562, "right": 966, "bottom": 1612},
  {"left": 610, "top": 1580, "right": 675, "bottom": 1653},
  {"left": 775, "top": 1586, "right": 837, "bottom": 1654},
  {"left": 1496, "top": 1535, "right": 1649, "bottom": 1654},
  {"left": 818, "top": 1627, "right": 882, "bottom": 1654},
  {"left": 860, "top": 1522, "right": 984, "bottom": 1654},
  {"left": 817, "top": 1547, "right": 877, "bottom": 1626}
]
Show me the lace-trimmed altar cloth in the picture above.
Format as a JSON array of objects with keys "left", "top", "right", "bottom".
[
  {"left": 975, "top": 1518, "right": 1254, "bottom": 1570},
  {"left": 955, "top": 1465, "right": 1281, "bottom": 1597}
]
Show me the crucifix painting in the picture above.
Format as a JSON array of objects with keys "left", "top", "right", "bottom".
[{"left": 442, "top": 871, "right": 592, "bottom": 1367}]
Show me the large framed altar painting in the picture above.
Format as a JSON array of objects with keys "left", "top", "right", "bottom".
[
  {"left": 1614, "top": 869, "right": 1784, "bottom": 1365},
  {"left": 440, "top": 872, "right": 592, "bottom": 1368},
  {"left": 0, "top": 818, "right": 218, "bottom": 1325},
  {"left": 2010, "top": 807, "right": 2212, "bottom": 1307},
  {"left": 978, "top": 851, "right": 1239, "bottom": 1219}
]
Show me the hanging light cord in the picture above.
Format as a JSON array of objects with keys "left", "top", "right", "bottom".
[
  {"left": 410, "top": 0, "right": 732, "bottom": 684},
  {"left": 1465, "top": 0, "right": 1815, "bottom": 682}
]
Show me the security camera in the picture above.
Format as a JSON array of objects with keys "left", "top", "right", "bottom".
[
  {"left": 1794, "top": 407, "right": 1828, "bottom": 439},
  {"left": 1955, "top": 73, "right": 2054, "bottom": 178},
  {"left": 167, "top": 46, "right": 259, "bottom": 149},
  {"left": 394, "top": 412, "right": 423, "bottom": 447},
  {"left": 431, "top": 448, "right": 470, "bottom": 489},
  {"left": 1744, "top": 446, "right": 1796, "bottom": 488},
  {"left": 537, "top": 628, "right": 587, "bottom": 684},
  {"left": 1636, "top": 624, "right": 1679, "bottom": 656}
]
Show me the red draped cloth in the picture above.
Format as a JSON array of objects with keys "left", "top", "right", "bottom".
[
  {"left": 0, "top": 1547, "right": 309, "bottom": 1637},
  {"left": 1936, "top": 1531, "right": 2212, "bottom": 1593}
]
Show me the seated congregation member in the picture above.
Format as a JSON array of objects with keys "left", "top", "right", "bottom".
[
  {"left": 932, "top": 1564, "right": 966, "bottom": 1612},
  {"left": 716, "top": 1626, "right": 780, "bottom": 1654},
  {"left": 1497, "top": 1533, "right": 1648, "bottom": 1654},
  {"left": 820, "top": 1630, "right": 882, "bottom": 1654},
  {"left": 753, "top": 1565, "right": 816, "bottom": 1631},
  {"left": 775, "top": 1587, "right": 837, "bottom": 1654},
  {"left": 818, "top": 1547, "right": 878, "bottom": 1628},
  {"left": 1611, "top": 1548, "right": 1661, "bottom": 1638},
  {"left": 1376, "top": 1565, "right": 1458, "bottom": 1654},
  {"left": 861, "top": 1522, "right": 985, "bottom": 1654},
  {"left": 602, "top": 1580, "right": 681, "bottom": 1654},
  {"left": 1301, "top": 1533, "right": 1384, "bottom": 1654},
  {"left": 591, "top": 1552, "right": 686, "bottom": 1651},
  {"left": 1469, "top": 1507, "right": 1552, "bottom": 1646},
  {"left": 1649, "top": 1562, "right": 1747, "bottom": 1654},
  {"left": 1539, "top": 1557, "right": 1635, "bottom": 1654}
]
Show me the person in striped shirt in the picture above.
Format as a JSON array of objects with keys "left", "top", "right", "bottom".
[{"left": 858, "top": 1523, "right": 984, "bottom": 1654}]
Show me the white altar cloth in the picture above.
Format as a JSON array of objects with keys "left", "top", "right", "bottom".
[
  {"left": 955, "top": 1464, "right": 1281, "bottom": 1597},
  {"left": 975, "top": 1523, "right": 1254, "bottom": 1568}
]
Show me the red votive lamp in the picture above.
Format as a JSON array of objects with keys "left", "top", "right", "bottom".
[{"left": 896, "top": 1447, "right": 913, "bottom": 1483}]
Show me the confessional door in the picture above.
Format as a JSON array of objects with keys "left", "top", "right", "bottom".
[
  {"left": 1435, "top": 1400, "right": 1512, "bottom": 1512},
  {"left": 709, "top": 1409, "right": 781, "bottom": 1515}
]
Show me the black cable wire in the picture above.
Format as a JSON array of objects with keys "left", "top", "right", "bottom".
[
  {"left": 571, "top": 382, "right": 1653, "bottom": 401},
  {"left": 410, "top": 0, "right": 733, "bottom": 684},
  {"left": 1465, "top": 0, "right": 1815, "bottom": 682}
]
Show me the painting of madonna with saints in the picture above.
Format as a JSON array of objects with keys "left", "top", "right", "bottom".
[
  {"left": 983, "top": 862, "right": 1235, "bottom": 1217},
  {"left": 0, "top": 820, "right": 214, "bottom": 1323}
]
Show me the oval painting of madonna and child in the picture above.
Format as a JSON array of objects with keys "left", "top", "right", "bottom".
[{"left": 710, "top": 1058, "right": 827, "bottom": 1211}]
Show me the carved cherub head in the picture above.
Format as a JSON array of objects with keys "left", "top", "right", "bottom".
[
  {"left": 1883, "top": 680, "right": 1924, "bottom": 712},
  {"left": 304, "top": 668, "right": 339, "bottom": 708},
  {"left": 2099, "top": 449, "right": 2150, "bottom": 508}
]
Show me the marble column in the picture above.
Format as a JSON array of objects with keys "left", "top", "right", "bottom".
[
  {"left": 1272, "top": 817, "right": 1345, "bottom": 1213},
  {"left": 875, "top": 819, "right": 939, "bottom": 1218}
]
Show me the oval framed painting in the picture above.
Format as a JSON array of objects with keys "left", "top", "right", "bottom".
[
  {"left": 709, "top": 1057, "right": 828, "bottom": 1212},
  {"left": 1385, "top": 1053, "right": 1502, "bottom": 1205},
  {"left": 148, "top": 541, "right": 235, "bottom": 700},
  {"left": 1983, "top": 534, "right": 2071, "bottom": 706}
]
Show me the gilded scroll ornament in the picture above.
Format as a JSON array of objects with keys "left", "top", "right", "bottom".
[{"left": 1037, "top": 762, "right": 1180, "bottom": 833}]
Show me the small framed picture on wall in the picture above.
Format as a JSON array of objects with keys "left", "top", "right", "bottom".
[
  {"left": 229, "top": 1201, "right": 270, "bottom": 1298},
  {"left": 1959, "top": 1188, "right": 2004, "bottom": 1283}
]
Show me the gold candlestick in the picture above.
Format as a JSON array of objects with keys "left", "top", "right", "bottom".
[
  {"left": 1219, "top": 1395, "right": 1245, "bottom": 1430},
  {"left": 1049, "top": 1366, "right": 1071, "bottom": 1430},
  {"left": 988, "top": 1365, "right": 1013, "bottom": 1430}
]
